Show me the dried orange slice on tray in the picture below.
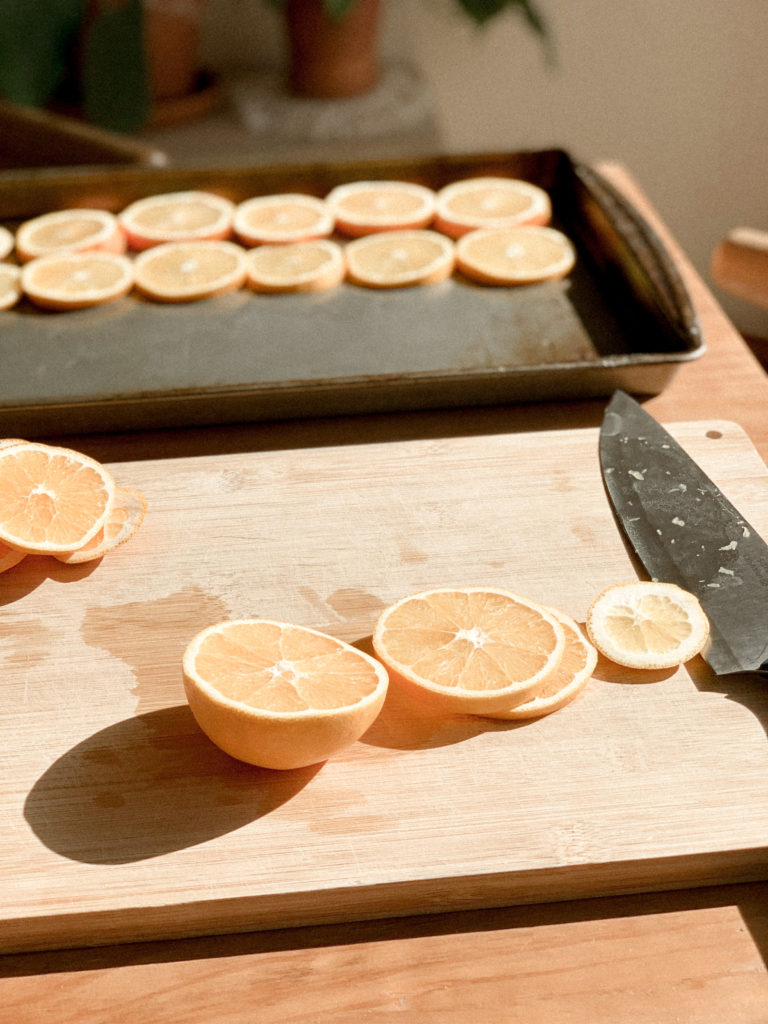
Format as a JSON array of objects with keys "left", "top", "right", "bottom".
[
  {"left": 55, "top": 486, "right": 147, "bottom": 563},
  {"left": 133, "top": 240, "right": 247, "bottom": 302},
  {"left": 372, "top": 586, "right": 566, "bottom": 714},
  {"left": 0, "top": 264, "right": 22, "bottom": 310},
  {"left": 345, "top": 229, "right": 454, "bottom": 288},
  {"left": 434, "top": 176, "right": 552, "bottom": 239},
  {"left": 455, "top": 225, "right": 576, "bottom": 286},
  {"left": 326, "top": 180, "right": 436, "bottom": 237},
  {"left": 245, "top": 239, "right": 345, "bottom": 293},
  {"left": 233, "top": 193, "right": 334, "bottom": 246},
  {"left": 14, "top": 209, "right": 126, "bottom": 263},
  {"left": 0, "top": 441, "right": 115, "bottom": 554},
  {"left": 0, "top": 225, "right": 15, "bottom": 261},
  {"left": 119, "top": 190, "right": 235, "bottom": 251},
  {"left": 21, "top": 252, "right": 134, "bottom": 310},
  {"left": 182, "top": 619, "right": 389, "bottom": 769}
]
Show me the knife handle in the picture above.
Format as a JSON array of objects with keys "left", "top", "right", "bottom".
[{"left": 711, "top": 228, "right": 768, "bottom": 312}]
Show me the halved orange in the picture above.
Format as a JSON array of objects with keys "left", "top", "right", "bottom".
[
  {"left": 14, "top": 209, "right": 126, "bottom": 263},
  {"left": 0, "top": 441, "right": 115, "bottom": 554},
  {"left": 245, "top": 239, "right": 345, "bottom": 293},
  {"left": 434, "top": 177, "right": 552, "bottom": 239},
  {"left": 326, "top": 180, "right": 436, "bottom": 237},
  {"left": 182, "top": 619, "right": 389, "bottom": 769},
  {"left": 118, "top": 191, "right": 235, "bottom": 251},
  {"left": 233, "top": 193, "right": 334, "bottom": 246},
  {"left": 54, "top": 486, "right": 147, "bottom": 563},
  {"left": 0, "top": 541, "right": 25, "bottom": 574},
  {"left": 21, "top": 252, "right": 134, "bottom": 310},
  {"left": 480, "top": 607, "right": 597, "bottom": 720},
  {"left": 455, "top": 225, "right": 576, "bottom": 286},
  {"left": 0, "top": 264, "right": 22, "bottom": 310},
  {"left": 345, "top": 230, "right": 454, "bottom": 289},
  {"left": 372, "top": 586, "right": 566, "bottom": 714},
  {"left": 133, "top": 240, "right": 248, "bottom": 302},
  {"left": 0, "top": 225, "right": 14, "bottom": 261}
]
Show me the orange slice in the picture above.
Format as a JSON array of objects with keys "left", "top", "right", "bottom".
[
  {"left": 55, "top": 486, "right": 147, "bottom": 563},
  {"left": 0, "top": 225, "right": 14, "bottom": 261},
  {"left": 480, "top": 607, "right": 597, "bottom": 720},
  {"left": 182, "top": 619, "right": 389, "bottom": 769},
  {"left": 133, "top": 240, "right": 248, "bottom": 302},
  {"left": 233, "top": 193, "right": 334, "bottom": 246},
  {"left": 455, "top": 225, "right": 576, "bottom": 286},
  {"left": 14, "top": 209, "right": 126, "bottom": 263},
  {"left": 245, "top": 239, "right": 345, "bottom": 293},
  {"left": 434, "top": 177, "right": 552, "bottom": 239},
  {"left": 372, "top": 586, "right": 566, "bottom": 714},
  {"left": 345, "top": 229, "right": 454, "bottom": 289},
  {"left": 21, "top": 252, "right": 134, "bottom": 310},
  {"left": 0, "top": 441, "right": 115, "bottom": 554},
  {"left": 118, "top": 191, "right": 235, "bottom": 251},
  {"left": 326, "top": 180, "right": 436, "bottom": 237},
  {"left": 586, "top": 581, "right": 710, "bottom": 671},
  {"left": 0, "top": 264, "right": 22, "bottom": 310},
  {"left": 0, "top": 541, "right": 25, "bottom": 574}
]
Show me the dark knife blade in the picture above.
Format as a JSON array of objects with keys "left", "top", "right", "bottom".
[{"left": 599, "top": 390, "right": 768, "bottom": 676}]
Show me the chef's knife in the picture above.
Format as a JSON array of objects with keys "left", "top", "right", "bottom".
[{"left": 599, "top": 389, "right": 768, "bottom": 675}]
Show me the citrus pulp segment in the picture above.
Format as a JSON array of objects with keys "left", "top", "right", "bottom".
[
  {"left": 586, "top": 581, "right": 710, "bottom": 670},
  {"left": 455, "top": 225, "right": 576, "bottom": 286},
  {"left": 0, "top": 264, "right": 22, "bottom": 310},
  {"left": 182, "top": 619, "right": 389, "bottom": 769},
  {"left": 0, "top": 442, "right": 115, "bottom": 554},
  {"left": 434, "top": 177, "right": 552, "bottom": 239},
  {"left": 372, "top": 587, "right": 566, "bottom": 714},
  {"left": 54, "top": 486, "right": 147, "bottom": 563},
  {"left": 233, "top": 193, "right": 334, "bottom": 246},
  {"left": 326, "top": 180, "right": 436, "bottom": 236},
  {"left": 118, "top": 191, "right": 235, "bottom": 250},
  {"left": 133, "top": 240, "right": 248, "bottom": 302},
  {"left": 245, "top": 239, "right": 345, "bottom": 293},
  {"left": 14, "top": 209, "right": 126, "bottom": 263},
  {"left": 20, "top": 252, "right": 134, "bottom": 310},
  {"left": 480, "top": 607, "right": 597, "bottom": 719},
  {"left": 345, "top": 230, "right": 454, "bottom": 288}
]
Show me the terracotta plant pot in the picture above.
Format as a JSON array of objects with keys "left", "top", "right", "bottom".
[{"left": 284, "top": 0, "right": 381, "bottom": 99}]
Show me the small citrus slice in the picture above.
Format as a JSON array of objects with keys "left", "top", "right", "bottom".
[
  {"left": 21, "top": 252, "right": 134, "bottom": 310},
  {"left": 345, "top": 229, "right": 454, "bottom": 289},
  {"left": 372, "top": 586, "right": 566, "bottom": 714},
  {"left": 0, "top": 441, "right": 115, "bottom": 554},
  {"left": 0, "top": 225, "right": 15, "bottom": 261},
  {"left": 326, "top": 180, "right": 436, "bottom": 237},
  {"left": 586, "top": 581, "right": 710, "bottom": 670},
  {"left": 434, "top": 177, "right": 552, "bottom": 239},
  {"left": 55, "top": 486, "right": 147, "bottom": 563},
  {"left": 133, "top": 240, "right": 247, "bottom": 302},
  {"left": 455, "top": 225, "right": 576, "bottom": 286},
  {"left": 245, "top": 239, "right": 345, "bottom": 293},
  {"left": 480, "top": 607, "right": 597, "bottom": 720},
  {"left": 118, "top": 191, "right": 235, "bottom": 251},
  {"left": 14, "top": 209, "right": 126, "bottom": 263},
  {"left": 0, "top": 541, "right": 25, "bottom": 574},
  {"left": 0, "top": 264, "right": 22, "bottom": 310},
  {"left": 233, "top": 193, "right": 334, "bottom": 246},
  {"left": 182, "top": 619, "right": 389, "bottom": 769}
]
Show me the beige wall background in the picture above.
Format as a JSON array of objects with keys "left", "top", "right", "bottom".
[{"left": 200, "top": 0, "right": 768, "bottom": 340}]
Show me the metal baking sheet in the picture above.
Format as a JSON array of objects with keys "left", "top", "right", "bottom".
[{"left": 0, "top": 149, "right": 703, "bottom": 435}]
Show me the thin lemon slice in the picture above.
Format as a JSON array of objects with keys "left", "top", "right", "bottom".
[
  {"left": 326, "top": 180, "right": 436, "bottom": 237},
  {"left": 246, "top": 239, "right": 345, "bottom": 293},
  {"left": 234, "top": 194, "right": 334, "bottom": 246},
  {"left": 455, "top": 225, "right": 576, "bottom": 286},
  {"left": 133, "top": 240, "right": 247, "bottom": 302},
  {"left": 15, "top": 209, "right": 126, "bottom": 263},
  {"left": 345, "top": 229, "right": 454, "bottom": 289},
  {"left": 119, "top": 191, "right": 235, "bottom": 251},
  {"left": 21, "top": 252, "right": 134, "bottom": 310},
  {"left": 586, "top": 581, "right": 710, "bottom": 670},
  {"left": 434, "top": 177, "right": 552, "bottom": 239},
  {"left": 0, "top": 264, "right": 22, "bottom": 310},
  {"left": 183, "top": 619, "right": 389, "bottom": 769},
  {"left": 55, "top": 486, "right": 147, "bottom": 563}
]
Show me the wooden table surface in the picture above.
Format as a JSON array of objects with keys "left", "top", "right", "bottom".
[{"left": 3, "top": 164, "right": 768, "bottom": 1022}]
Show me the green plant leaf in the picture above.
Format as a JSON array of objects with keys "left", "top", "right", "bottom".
[
  {"left": 0, "top": 0, "right": 85, "bottom": 107},
  {"left": 81, "top": 0, "right": 150, "bottom": 132},
  {"left": 455, "top": 0, "right": 547, "bottom": 34}
]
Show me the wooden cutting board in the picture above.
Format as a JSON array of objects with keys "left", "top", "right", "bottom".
[{"left": 3, "top": 420, "right": 768, "bottom": 954}]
